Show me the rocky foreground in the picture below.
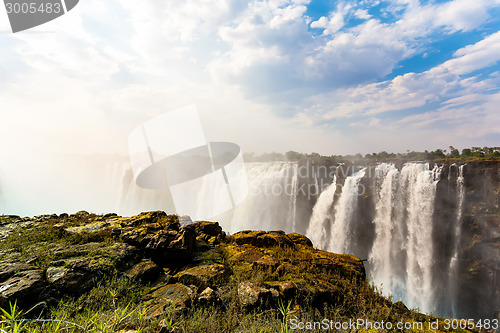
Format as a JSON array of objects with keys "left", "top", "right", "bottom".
[{"left": 0, "top": 212, "right": 483, "bottom": 332}]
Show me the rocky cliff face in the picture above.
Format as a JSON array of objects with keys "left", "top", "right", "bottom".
[{"left": 0, "top": 211, "right": 478, "bottom": 332}]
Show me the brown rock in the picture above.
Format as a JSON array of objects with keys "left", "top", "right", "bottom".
[
  {"left": 253, "top": 256, "right": 280, "bottom": 271},
  {"left": 45, "top": 265, "right": 95, "bottom": 294},
  {"left": 287, "top": 233, "right": 313, "bottom": 247},
  {"left": 198, "top": 287, "right": 218, "bottom": 305},
  {"left": 145, "top": 283, "right": 194, "bottom": 317},
  {"left": 230, "top": 230, "right": 294, "bottom": 248},
  {"left": 0, "top": 262, "right": 37, "bottom": 282},
  {"left": 231, "top": 247, "right": 264, "bottom": 263},
  {"left": 237, "top": 281, "right": 273, "bottom": 307},
  {"left": 0, "top": 270, "right": 46, "bottom": 308},
  {"left": 125, "top": 260, "right": 161, "bottom": 283},
  {"left": 174, "top": 264, "right": 226, "bottom": 289}
]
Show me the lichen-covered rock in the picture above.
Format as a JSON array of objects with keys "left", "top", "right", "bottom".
[
  {"left": 276, "top": 281, "right": 296, "bottom": 298},
  {"left": 0, "top": 270, "right": 46, "bottom": 308},
  {"left": 0, "top": 261, "right": 37, "bottom": 282},
  {"left": 230, "top": 246, "right": 264, "bottom": 263},
  {"left": 0, "top": 210, "right": 370, "bottom": 316},
  {"left": 192, "top": 221, "right": 223, "bottom": 238},
  {"left": 253, "top": 256, "right": 279, "bottom": 271},
  {"left": 145, "top": 228, "right": 196, "bottom": 265},
  {"left": 45, "top": 266, "right": 95, "bottom": 294},
  {"left": 144, "top": 283, "right": 194, "bottom": 317},
  {"left": 174, "top": 263, "right": 226, "bottom": 289},
  {"left": 230, "top": 230, "right": 294, "bottom": 248},
  {"left": 287, "top": 233, "right": 313, "bottom": 247}
]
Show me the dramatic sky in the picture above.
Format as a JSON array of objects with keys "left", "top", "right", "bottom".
[{"left": 1, "top": 0, "right": 500, "bottom": 156}]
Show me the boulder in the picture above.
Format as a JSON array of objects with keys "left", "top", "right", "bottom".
[
  {"left": 192, "top": 221, "right": 224, "bottom": 239},
  {"left": 145, "top": 283, "right": 194, "bottom": 317},
  {"left": 45, "top": 265, "right": 95, "bottom": 294},
  {"left": 263, "top": 281, "right": 297, "bottom": 298},
  {"left": 237, "top": 281, "right": 273, "bottom": 308},
  {"left": 145, "top": 227, "right": 196, "bottom": 265},
  {"left": 0, "top": 270, "right": 46, "bottom": 308},
  {"left": 287, "top": 233, "right": 313, "bottom": 247},
  {"left": 197, "top": 287, "right": 218, "bottom": 305},
  {"left": 125, "top": 260, "right": 161, "bottom": 283},
  {"left": 174, "top": 264, "right": 226, "bottom": 289}
]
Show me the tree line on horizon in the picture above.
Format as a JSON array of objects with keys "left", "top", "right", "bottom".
[{"left": 243, "top": 146, "right": 500, "bottom": 163}]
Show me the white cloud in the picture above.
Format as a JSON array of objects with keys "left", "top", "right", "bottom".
[
  {"left": 435, "top": 0, "right": 490, "bottom": 32},
  {"left": 354, "top": 9, "right": 372, "bottom": 20},
  {"left": 443, "top": 31, "right": 500, "bottom": 74},
  {"left": 0, "top": 0, "right": 500, "bottom": 159}
]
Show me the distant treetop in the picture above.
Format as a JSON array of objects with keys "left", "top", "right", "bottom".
[{"left": 243, "top": 146, "right": 500, "bottom": 163}]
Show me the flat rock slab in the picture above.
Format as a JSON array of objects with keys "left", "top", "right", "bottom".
[
  {"left": 145, "top": 283, "right": 194, "bottom": 317},
  {"left": 0, "top": 270, "right": 46, "bottom": 307},
  {"left": 174, "top": 263, "right": 226, "bottom": 289}
]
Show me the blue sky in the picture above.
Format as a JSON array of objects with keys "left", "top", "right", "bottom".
[{"left": 1, "top": 0, "right": 500, "bottom": 157}]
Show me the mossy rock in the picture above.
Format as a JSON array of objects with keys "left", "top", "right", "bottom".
[{"left": 174, "top": 263, "right": 227, "bottom": 290}]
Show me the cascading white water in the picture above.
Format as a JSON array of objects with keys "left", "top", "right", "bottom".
[
  {"left": 328, "top": 168, "right": 366, "bottom": 254},
  {"left": 404, "top": 163, "right": 442, "bottom": 313},
  {"left": 306, "top": 175, "right": 337, "bottom": 250},
  {"left": 366, "top": 162, "right": 442, "bottom": 313},
  {"left": 227, "top": 162, "right": 298, "bottom": 233},
  {"left": 369, "top": 163, "right": 404, "bottom": 300},
  {"left": 288, "top": 163, "right": 298, "bottom": 232},
  {"left": 449, "top": 164, "right": 465, "bottom": 316}
]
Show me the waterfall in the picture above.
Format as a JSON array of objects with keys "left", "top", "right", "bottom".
[
  {"left": 354, "top": 162, "right": 442, "bottom": 314},
  {"left": 328, "top": 168, "right": 366, "bottom": 254},
  {"left": 288, "top": 163, "right": 298, "bottom": 232},
  {"left": 403, "top": 163, "right": 442, "bottom": 313},
  {"left": 306, "top": 176, "right": 337, "bottom": 250},
  {"left": 228, "top": 162, "right": 299, "bottom": 233},
  {"left": 369, "top": 163, "right": 404, "bottom": 300},
  {"left": 449, "top": 164, "right": 465, "bottom": 316}
]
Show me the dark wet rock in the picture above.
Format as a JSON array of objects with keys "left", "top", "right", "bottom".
[
  {"left": 125, "top": 259, "right": 161, "bottom": 283},
  {"left": 191, "top": 221, "right": 225, "bottom": 250},
  {"left": 174, "top": 264, "right": 226, "bottom": 290},
  {"left": 145, "top": 227, "right": 196, "bottom": 265},
  {"left": 0, "top": 270, "right": 46, "bottom": 308}
]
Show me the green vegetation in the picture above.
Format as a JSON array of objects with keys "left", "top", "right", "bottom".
[{"left": 243, "top": 146, "right": 500, "bottom": 163}]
